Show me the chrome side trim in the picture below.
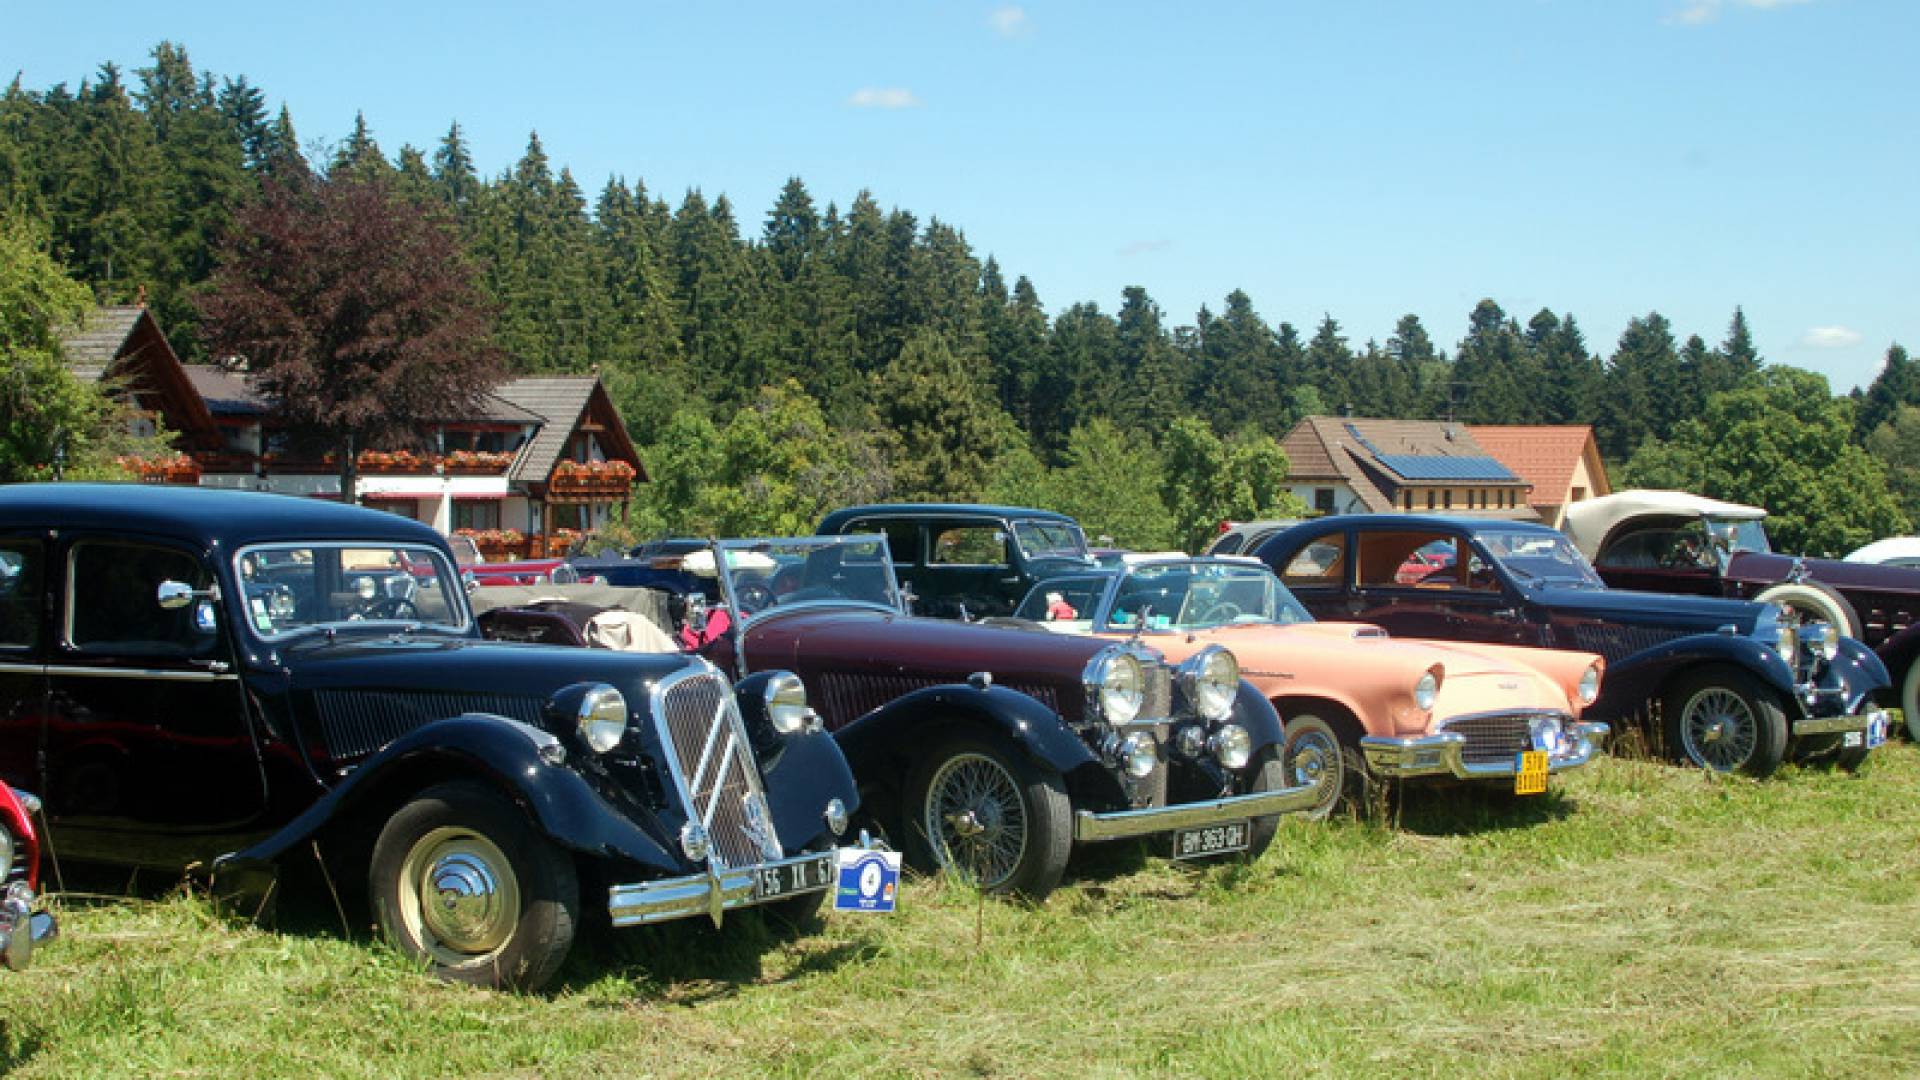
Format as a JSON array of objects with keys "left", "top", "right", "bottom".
[
  {"left": 43, "top": 665, "right": 238, "bottom": 682},
  {"left": 1360, "top": 720, "right": 1610, "bottom": 780},
  {"left": 606, "top": 850, "right": 832, "bottom": 927},
  {"left": 0, "top": 662, "right": 42, "bottom": 675},
  {"left": 1071, "top": 781, "right": 1319, "bottom": 842}
]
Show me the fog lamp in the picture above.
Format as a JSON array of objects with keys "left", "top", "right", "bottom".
[
  {"left": 1175, "top": 724, "right": 1209, "bottom": 759},
  {"left": 1209, "top": 724, "right": 1253, "bottom": 770},
  {"left": 824, "top": 798, "right": 849, "bottom": 836},
  {"left": 1118, "top": 733, "right": 1159, "bottom": 778},
  {"left": 680, "top": 822, "right": 712, "bottom": 862}
]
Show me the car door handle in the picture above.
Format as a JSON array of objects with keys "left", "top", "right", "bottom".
[{"left": 1492, "top": 608, "right": 1520, "bottom": 621}]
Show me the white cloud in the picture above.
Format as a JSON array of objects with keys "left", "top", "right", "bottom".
[
  {"left": 990, "top": 6, "right": 1031, "bottom": 38},
  {"left": 846, "top": 88, "right": 922, "bottom": 109},
  {"left": 1118, "top": 239, "right": 1172, "bottom": 257},
  {"left": 1801, "top": 326, "right": 1863, "bottom": 349},
  {"left": 1668, "top": 0, "right": 1812, "bottom": 25}
]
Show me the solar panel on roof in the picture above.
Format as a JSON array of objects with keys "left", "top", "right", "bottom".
[{"left": 1374, "top": 454, "right": 1519, "bottom": 481}]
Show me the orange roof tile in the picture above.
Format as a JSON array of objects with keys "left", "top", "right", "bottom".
[{"left": 1466, "top": 425, "right": 1606, "bottom": 508}]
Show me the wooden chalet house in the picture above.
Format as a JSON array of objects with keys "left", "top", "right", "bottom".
[{"left": 61, "top": 306, "right": 645, "bottom": 558}]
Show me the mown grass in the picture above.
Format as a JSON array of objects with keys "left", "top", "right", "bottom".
[{"left": 1, "top": 744, "right": 1916, "bottom": 1078}]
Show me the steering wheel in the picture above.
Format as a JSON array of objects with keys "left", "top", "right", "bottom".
[
  {"left": 365, "top": 596, "right": 420, "bottom": 620},
  {"left": 734, "top": 582, "right": 774, "bottom": 613},
  {"left": 1196, "top": 602, "right": 1244, "bottom": 624}
]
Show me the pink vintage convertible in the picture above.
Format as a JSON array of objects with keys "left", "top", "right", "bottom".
[{"left": 1013, "top": 556, "right": 1609, "bottom": 817}]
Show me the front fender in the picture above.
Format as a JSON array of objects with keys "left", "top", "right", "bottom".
[
  {"left": 213, "top": 713, "right": 683, "bottom": 893},
  {"left": 1231, "top": 680, "right": 1285, "bottom": 755},
  {"left": 760, "top": 727, "right": 861, "bottom": 851},
  {"left": 833, "top": 683, "right": 1100, "bottom": 795},
  {"left": 1595, "top": 633, "right": 1797, "bottom": 723},
  {"left": 1823, "top": 637, "right": 1891, "bottom": 714}
]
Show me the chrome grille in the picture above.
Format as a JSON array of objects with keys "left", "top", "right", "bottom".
[
  {"left": 816, "top": 672, "right": 1060, "bottom": 726},
  {"left": 1439, "top": 713, "right": 1534, "bottom": 766},
  {"left": 1568, "top": 623, "right": 1682, "bottom": 663},
  {"left": 651, "top": 666, "right": 780, "bottom": 869},
  {"left": 314, "top": 690, "right": 543, "bottom": 759}
]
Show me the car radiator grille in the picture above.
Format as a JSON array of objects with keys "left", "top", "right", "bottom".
[
  {"left": 1438, "top": 713, "right": 1536, "bottom": 766},
  {"left": 1567, "top": 624, "right": 1682, "bottom": 664},
  {"left": 314, "top": 690, "right": 544, "bottom": 760},
  {"left": 651, "top": 669, "right": 781, "bottom": 869},
  {"left": 815, "top": 672, "right": 1060, "bottom": 727}
]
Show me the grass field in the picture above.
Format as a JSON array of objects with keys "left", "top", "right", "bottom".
[{"left": 1, "top": 743, "right": 1916, "bottom": 1079}]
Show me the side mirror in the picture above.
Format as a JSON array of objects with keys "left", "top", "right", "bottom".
[{"left": 157, "top": 580, "right": 204, "bottom": 610}]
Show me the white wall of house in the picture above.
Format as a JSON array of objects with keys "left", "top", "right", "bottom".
[{"left": 1286, "top": 482, "right": 1367, "bottom": 515}]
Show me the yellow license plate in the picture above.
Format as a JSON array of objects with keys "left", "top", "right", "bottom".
[{"left": 1514, "top": 751, "right": 1549, "bottom": 795}]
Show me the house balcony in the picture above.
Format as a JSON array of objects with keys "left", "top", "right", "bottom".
[{"left": 546, "top": 460, "right": 636, "bottom": 502}]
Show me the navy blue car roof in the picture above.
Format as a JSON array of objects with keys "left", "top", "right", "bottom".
[
  {"left": 1254, "top": 515, "right": 1563, "bottom": 553},
  {"left": 0, "top": 483, "right": 447, "bottom": 549},
  {"left": 818, "top": 504, "right": 1081, "bottom": 532}
]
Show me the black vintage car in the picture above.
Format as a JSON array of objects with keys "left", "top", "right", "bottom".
[
  {"left": 1253, "top": 516, "right": 1892, "bottom": 777},
  {"left": 816, "top": 504, "right": 1095, "bottom": 619},
  {"left": 0, "top": 484, "right": 861, "bottom": 990}
]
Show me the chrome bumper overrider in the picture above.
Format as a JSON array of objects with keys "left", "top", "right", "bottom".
[
  {"left": 0, "top": 882, "right": 55, "bottom": 971},
  {"left": 1795, "top": 708, "right": 1890, "bottom": 738},
  {"left": 1072, "top": 779, "right": 1321, "bottom": 843},
  {"left": 1359, "top": 721, "right": 1610, "bottom": 780},
  {"left": 607, "top": 850, "right": 833, "bottom": 929}
]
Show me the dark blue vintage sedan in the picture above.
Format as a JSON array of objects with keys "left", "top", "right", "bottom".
[
  {"left": 1253, "top": 516, "right": 1891, "bottom": 777},
  {"left": 0, "top": 484, "right": 862, "bottom": 990}
]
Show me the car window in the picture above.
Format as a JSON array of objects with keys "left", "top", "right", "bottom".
[
  {"left": 1014, "top": 575, "right": 1108, "bottom": 627},
  {"left": 1279, "top": 535, "right": 1345, "bottom": 589},
  {"left": 236, "top": 542, "right": 466, "bottom": 638},
  {"left": 845, "top": 518, "right": 921, "bottom": 568},
  {"left": 1012, "top": 520, "right": 1090, "bottom": 560},
  {"left": 1598, "top": 522, "right": 1711, "bottom": 570},
  {"left": 931, "top": 525, "right": 1009, "bottom": 567},
  {"left": 1356, "top": 530, "right": 1457, "bottom": 588},
  {"left": 68, "top": 540, "right": 222, "bottom": 658},
  {"left": 0, "top": 541, "right": 42, "bottom": 649}
]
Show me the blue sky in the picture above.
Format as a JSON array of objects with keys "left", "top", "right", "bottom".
[{"left": 9, "top": 1, "right": 1914, "bottom": 393}]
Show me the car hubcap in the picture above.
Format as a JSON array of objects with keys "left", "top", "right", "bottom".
[
  {"left": 924, "top": 753, "right": 1027, "bottom": 889},
  {"left": 399, "top": 827, "right": 520, "bottom": 963},
  {"left": 1287, "top": 729, "right": 1341, "bottom": 811},
  {"left": 1681, "top": 688, "right": 1756, "bottom": 772}
]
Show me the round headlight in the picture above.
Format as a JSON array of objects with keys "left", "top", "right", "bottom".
[
  {"left": 1118, "top": 733, "right": 1159, "bottom": 778},
  {"left": 1086, "top": 649, "right": 1146, "bottom": 726},
  {"left": 764, "top": 671, "right": 813, "bottom": 735},
  {"left": 576, "top": 684, "right": 629, "bottom": 753},
  {"left": 824, "top": 798, "right": 849, "bottom": 836},
  {"left": 1179, "top": 646, "right": 1240, "bottom": 723},
  {"left": 1209, "top": 724, "right": 1253, "bottom": 770},
  {"left": 1578, "top": 662, "right": 1602, "bottom": 706},
  {"left": 1529, "top": 714, "right": 1565, "bottom": 755},
  {"left": 1414, "top": 667, "right": 1442, "bottom": 712}
]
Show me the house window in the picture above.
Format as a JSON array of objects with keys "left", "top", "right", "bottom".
[
  {"left": 1442, "top": 491, "right": 1452, "bottom": 510},
  {"left": 1314, "top": 488, "right": 1336, "bottom": 514},
  {"left": 1402, "top": 491, "right": 1413, "bottom": 511},
  {"left": 453, "top": 502, "right": 501, "bottom": 531},
  {"left": 1572, "top": 486, "right": 1587, "bottom": 502},
  {"left": 1425, "top": 491, "right": 1435, "bottom": 510}
]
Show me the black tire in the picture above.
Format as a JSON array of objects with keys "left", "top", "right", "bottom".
[
  {"left": 370, "top": 781, "right": 579, "bottom": 991},
  {"left": 1239, "top": 746, "right": 1289, "bottom": 862},
  {"left": 1754, "top": 581, "right": 1862, "bottom": 640},
  {"left": 1901, "top": 659, "right": 1920, "bottom": 743},
  {"left": 1662, "top": 666, "right": 1789, "bottom": 777},
  {"left": 1278, "top": 714, "right": 1350, "bottom": 821},
  {"left": 902, "top": 731, "right": 1072, "bottom": 899}
]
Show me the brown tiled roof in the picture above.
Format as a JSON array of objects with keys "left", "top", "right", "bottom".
[
  {"left": 56, "top": 305, "right": 144, "bottom": 366},
  {"left": 184, "top": 366, "right": 267, "bottom": 415},
  {"left": 1282, "top": 415, "right": 1530, "bottom": 515},
  {"left": 1467, "top": 425, "right": 1606, "bottom": 508},
  {"left": 495, "top": 377, "right": 601, "bottom": 483}
]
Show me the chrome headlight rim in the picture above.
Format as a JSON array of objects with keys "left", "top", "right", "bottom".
[
  {"left": 763, "top": 670, "right": 813, "bottom": 735},
  {"left": 1178, "top": 645, "right": 1240, "bottom": 723},
  {"left": 1414, "top": 666, "right": 1442, "bottom": 712},
  {"left": 1209, "top": 723, "right": 1253, "bottom": 770},
  {"left": 1577, "top": 662, "right": 1602, "bottom": 706},
  {"left": 1084, "top": 647, "right": 1146, "bottom": 726},
  {"left": 576, "top": 684, "right": 630, "bottom": 753}
]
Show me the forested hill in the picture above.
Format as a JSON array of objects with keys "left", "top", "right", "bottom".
[{"left": 4, "top": 43, "right": 1915, "bottom": 551}]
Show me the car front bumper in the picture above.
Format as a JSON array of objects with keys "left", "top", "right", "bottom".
[
  {"left": 1358, "top": 721, "right": 1610, "bottom": 781},
  {"left": 0, "top": 883, "right": 55, "bottom": 971},
  {"left": 1071, "top": 780, "right": 1322, "bottom": 843},
  {"left": 1794, "top": 708, "right": 1891, "bottom": 746},
  {"left": 608, "top": 847, "right": 847, "bottom": 929}
]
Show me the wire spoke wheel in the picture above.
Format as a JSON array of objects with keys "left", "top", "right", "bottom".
[
  {"left": 923, "top": 752, "right": 1029, "bottom": 889},
  {"left": 1680, "top": 688, "right": 1759, "bottom": 772}
]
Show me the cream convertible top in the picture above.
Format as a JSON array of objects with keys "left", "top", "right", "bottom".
[{"left": 1560, "top": 490, "right": 1766, "bottom": 560}]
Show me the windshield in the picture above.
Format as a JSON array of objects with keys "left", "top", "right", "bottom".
[
  {"left": 1475, "top": 529, "right": 1604, "bottom": 587},
  {"left": 1705, "top": 515, "right": 1771, "bottom": 555},
  {"left": 1013, "top": 520, "right": 1091, "bottom": 561},
  {"left": 234, "top": 542, "right": 469, "bottom": 639},
  {"left": 712, "top": 536, "right": 902, "bottom": 617},
  {"left": 1022, "top": 559, "right": 1312, "bottom": 632}
]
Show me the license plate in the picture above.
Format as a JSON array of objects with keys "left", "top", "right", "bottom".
[
  {"left": 1514, "top": 750, "right": 1549, "bottom": 795},
  {"left": 752, "top": 852, "right": 836, "bottom": 902},
  {"left": 1864, "top": 713, "right": 1889, "bottom": 749},
  {"left": 1172, "top": 820, "right": 1250, "bottom": 860}
]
